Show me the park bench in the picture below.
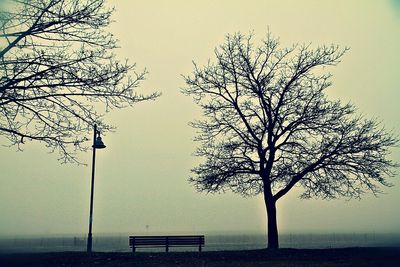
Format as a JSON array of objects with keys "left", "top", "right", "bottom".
[{"left": 129, "top": 235, "right": 205, "bottom": 252}]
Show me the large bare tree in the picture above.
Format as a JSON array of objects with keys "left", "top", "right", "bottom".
[
  {"left": 183, "top": 32, "right": 397, "bottom": 249},
  {"left": 0, "top": 0, "right": 159, "bottom": 163}
]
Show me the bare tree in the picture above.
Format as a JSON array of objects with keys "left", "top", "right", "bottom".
[
  {"left": 183, "top": 32, "right": 397, "bottom": 249},
  {"left": 0, "top": 0, "right": 159, "bottom": 163}
]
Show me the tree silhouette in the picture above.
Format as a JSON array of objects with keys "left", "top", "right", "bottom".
[
  {"left": 0, "top": 0, "right": 159, "bottom": 163},
  {"left": 183, "top": 32, "right": 397, "bottom": 249}
]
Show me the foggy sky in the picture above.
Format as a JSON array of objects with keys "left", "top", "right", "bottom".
[{"left": 0, "top": 0, "right": 399, "bottom": 237}]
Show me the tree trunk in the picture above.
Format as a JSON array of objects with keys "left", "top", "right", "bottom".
[{"left": 264, "top": 198, "right": 279, "bottom": 248}]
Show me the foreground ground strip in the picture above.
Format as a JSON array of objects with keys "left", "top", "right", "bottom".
[{"left": 1, "top": 247, "right": 400, "bottom": 266}]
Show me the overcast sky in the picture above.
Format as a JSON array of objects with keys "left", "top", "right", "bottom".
[{"left": 1, "top": 0, "right": 399, "bottom": 237}]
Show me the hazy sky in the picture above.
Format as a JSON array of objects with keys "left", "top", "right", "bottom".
[{"left": 1, "top": 0, "right": 399, "bottom": 237}]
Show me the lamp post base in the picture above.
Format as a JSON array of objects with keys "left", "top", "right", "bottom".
[{"left": 87, "top": 233, "right": 93, "bottom": 254}]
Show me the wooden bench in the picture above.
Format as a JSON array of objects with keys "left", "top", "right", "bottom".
[{"left": 129, "top": 235, "right": 205, "bottom": 252}]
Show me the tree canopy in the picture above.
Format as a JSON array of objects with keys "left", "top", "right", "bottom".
[
  {"left": 0, "top": 0, "right": 159, "bottom": 163},
  {"left": 183, "top": 32, "right": 397, "bottom": 248}
]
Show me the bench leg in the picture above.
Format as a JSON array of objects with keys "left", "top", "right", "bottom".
[
  {"left": 166, "top": 245, "right": 169, "bottom": 253},
  {"left": 199, "top": 245, "right": 202, "bottom": 252},
  {"left": 132, "top": 246, "right": 136, "bottom": 253}
]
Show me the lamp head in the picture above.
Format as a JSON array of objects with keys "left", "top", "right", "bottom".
[{"left": 93, "top": 134, "right": 106, "bottom": 149}]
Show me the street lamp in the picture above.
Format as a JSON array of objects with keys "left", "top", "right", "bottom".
[{"left": 87, "top": 124, "right": 106, "bottom": 254}]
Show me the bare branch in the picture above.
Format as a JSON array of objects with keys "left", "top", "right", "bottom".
[{"left": 0, "top": 0, "right": 160, "bottom": 163}]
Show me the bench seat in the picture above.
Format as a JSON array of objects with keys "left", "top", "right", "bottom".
[{"left": 129, "top": 235, "right": 205, "bottom": 252}]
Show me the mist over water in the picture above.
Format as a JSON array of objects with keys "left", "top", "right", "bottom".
[{"left": 1, "top": 233, "right": 399, "bottom": 253}]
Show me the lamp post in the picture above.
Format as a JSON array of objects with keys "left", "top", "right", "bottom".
[{"left": 87, "top": 124, "right": 106, "bottom": 254}]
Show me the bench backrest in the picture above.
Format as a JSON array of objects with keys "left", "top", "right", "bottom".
[{"left": 129, "top": 235, "right": 205, "bottom": 246}]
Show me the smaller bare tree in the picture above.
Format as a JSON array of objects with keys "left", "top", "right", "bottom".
[
  {"left": 0, "top": 0, "right": 159, "bottom": 163},
  {"left": 183, "top": 32, "right": 398, "bottom": 249}
]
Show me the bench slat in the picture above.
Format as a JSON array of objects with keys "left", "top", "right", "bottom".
[{"left": 129, "top": 236, "right": 204, "bottom": 241}]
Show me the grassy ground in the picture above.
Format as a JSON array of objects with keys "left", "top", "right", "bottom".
[{"left": 0, "top": 247, "right": 399, "bottom": 267}]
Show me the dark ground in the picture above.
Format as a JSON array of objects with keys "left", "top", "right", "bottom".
[{"left": 0, "top": 247, "right": 399, "bottom": 267}]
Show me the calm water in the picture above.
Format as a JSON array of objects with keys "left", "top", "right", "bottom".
[{"left": 0, "top": 234, "right": 399, "bottom": 253}]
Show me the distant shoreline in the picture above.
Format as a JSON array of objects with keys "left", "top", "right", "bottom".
[{"left": 1, "top": 231, "right": 399, "bottom": 238}]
